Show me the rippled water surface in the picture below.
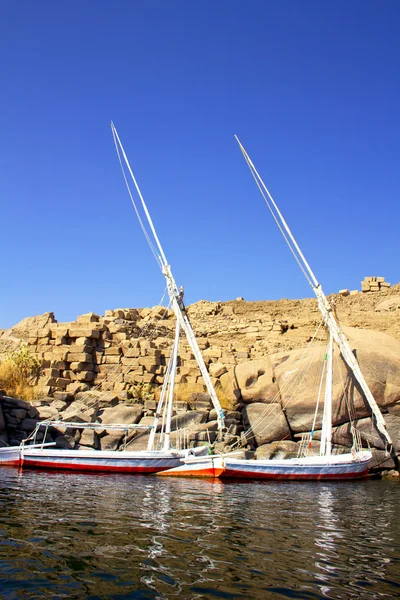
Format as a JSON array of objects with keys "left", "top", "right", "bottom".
[{"left": 0, "top": 468, "right": 399, "bottom": 599}]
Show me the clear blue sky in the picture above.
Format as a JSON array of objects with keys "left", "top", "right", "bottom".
[{"left": 1, "top": 1, "right": 399, "bottom": 328}]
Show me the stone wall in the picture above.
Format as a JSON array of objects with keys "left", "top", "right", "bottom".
[
  {"left": 18, "top": 305, "right": 291, "bottom": 402},
  {"left": 361, "top": 276, "right": 391, "bottom": 293},
  {"left": 1, "top": 283, "right": 400, "bottom": 473}
]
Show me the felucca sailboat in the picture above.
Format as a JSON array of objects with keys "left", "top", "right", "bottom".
[
  {"left": 222, "top": 138, "right": 400, "bottom": 479},
  {"left": 20, "top": 124, "right": 225, "bottom": 473},
  {"left": 161, "top": 137, "right": 397, "bottom": 480}
]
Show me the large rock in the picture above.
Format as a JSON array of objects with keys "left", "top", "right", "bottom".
[
  {"left": 169, "top": 410, "right": 207, "bottom": 432},
  {"left": 242, "top": 402, "right": 290, "bottom": 447},
  {"left": 97, "top": 404, "right": 143, "bottom": 426},
  {"left": 343, "top": 326, "right": 400, "bottom": 409},
  {"left": 125, "top": 430, "right": 180, "bottom": 451},
  {"left": 255, "top": 440, "right": 299, "bottom": 460},
  {"left": 37, "top": 405, "right": 60, "bottom": 421},
  {"left": 99, "top": 431, "right": 125, "bottom": 450},
  {"left": 79, "top": 428, "right": 99, "bottom": 448},
  {"left": 235, "top": 357, "right": 280, "bottom": 404},
  {"left": 60, "top": 403, "right": 96, "bottom": 423},
  {"left": 311, "top": 415, "right": 400, "bottom": 452},
  {"left": 375, "top": 296, "right": 400, "bottom": 312},
  {"left": 215, "top": 368, "right": 241, "bottom": 409},
  {"left": 270, "top": 327, "right": 400, "bottom": 433}
]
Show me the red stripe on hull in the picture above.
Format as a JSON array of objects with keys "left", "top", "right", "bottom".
[
  {"left": 159, "top": 467, "right": 224, "bottom": 478},
  {"left": 22, "top": 459, "right": 171, "bottom": 473},
  {"left": 0, "top": 460, "right": 21, "bottom": 467},
  {"left": 220, "top": 467, "right": 369, "bottom": 480}
]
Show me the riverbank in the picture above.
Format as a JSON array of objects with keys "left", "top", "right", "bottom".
[{"left": 0, "top": 282, "right": 399, "bottom": 474}]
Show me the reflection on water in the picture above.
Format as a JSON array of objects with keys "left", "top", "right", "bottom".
[{"left": 0, "top": 468, "right": 399, "bottom": 599}]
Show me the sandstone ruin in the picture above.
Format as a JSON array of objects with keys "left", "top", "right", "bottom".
[{"left": 0, "top": 281, "right": 399, "bottom": 473}]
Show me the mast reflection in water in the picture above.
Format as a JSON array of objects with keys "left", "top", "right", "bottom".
[{"left": 0, "top": 468, "right": 398, "bottom": 599}]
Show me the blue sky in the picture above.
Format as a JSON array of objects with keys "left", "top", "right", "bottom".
[{"left": 1, "top": 1, "right": 399, "bottom": 328}]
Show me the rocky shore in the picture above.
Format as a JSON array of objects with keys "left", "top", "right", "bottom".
[{"left": 0, "top": 281, "right": 399, "bottom": 475}]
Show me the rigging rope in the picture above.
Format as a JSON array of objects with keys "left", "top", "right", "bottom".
[
  {"left": 238, "top": 146, "right": 314, "bottom": 288},
  {"left": 111, "top": 125, "right": 162, "bottom": 268}
]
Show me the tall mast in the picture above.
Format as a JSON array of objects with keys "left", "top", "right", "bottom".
[
  {"left": 320, "top": 332, "right": 333, "bottom": 457},
  {"left": 236, "top": 136, "right": 399, "bottom": 470},
  {"left": 111, "top": 123, "right": 225, "bottom": 432},
  {"left": 163, "top": 318, "right": 180, "bottom": 451}
]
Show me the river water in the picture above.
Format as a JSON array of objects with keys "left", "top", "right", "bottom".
[{"left": 0, "top": 468, "right": 398, "bottom": 600}]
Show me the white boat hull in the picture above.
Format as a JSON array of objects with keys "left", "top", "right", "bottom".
[
  {"left": 221, "top": 451, "right": 373, "bottom": 480},
  {"left": 21, "top": 445, "right": 208, "bottom": 474},
  {"left": 158, "top": 451, "right": 373, "bottom": 480},
  {"left": 0, "top": 446, "right": 21, "bottom": 466}
]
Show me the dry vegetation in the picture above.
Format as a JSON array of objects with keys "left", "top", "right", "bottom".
[{"left": 0, "top": 345, "right": 42, "bottom": 401}]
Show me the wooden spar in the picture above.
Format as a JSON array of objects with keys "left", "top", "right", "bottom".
[
  {"left": 321, "top": 332, "right": 333, "bottom": 457},
  {"left": 111, "top": 123, "right": 225, "bottom": 431},
  {"left": 236, "top": 136, "right": 399, "bottom": 471},
  {"left": 163, "top": 319, "right": 180, "bottom": 451}
]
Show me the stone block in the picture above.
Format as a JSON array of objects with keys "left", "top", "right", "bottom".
[
  {"left": 55, "top": 377, "right": 71, "bottom": 389},
  {"left": 104, "top": 347, "right": 122, "bottom": 355},
  {"left": 74, "top": 337, "right": 92, "bottom": 347},
  {"left": 123, "top": 348, "right": 140, "bottom": 358},
  {"left": 139, "top": 339, "right": 155, "bottom": 350},
  {"left": 123, "top": 371, "right": 143, "bottom": 384},
  {"left": 209, "top": 362, "right": 228, "bottom": 378},
  {"left": 19, "top": 418, "right": 39, "bottom": 432},
  {"left": 67, "top": 352, "right": 93, "bottom": 363},
  {"left": 94, "top": 351, "right": 104, "bottom": 364},
  {"left": 235, "top": 351, "right": 249, "bottom": 359},
  {"left": 77, "top": 312, "right": 100, "bottom": 323},
  {"left": 8, "top": 408, "right": 27, "bottom": 420},
  {"left": 144, "top": 399, "right": 157, "bottom": 411},
  {"left": 68, "top": 344, "right": 93, "bottom": 354},
  {"left": 98, "top": 363, "right": 121, "bottom": 374},
  {"left": 43, "top": 368, "right": 61, "bottom": 379},
  {"left": 69, "top": 362, "right": 94, "bottom": 372},
  {"left": 37, "top": 406, "right": 59, "bottom": 420},
  {"left": 66, "top": 382, "right": 90, "bottom": 395},
  {"left": 37, "top": 328, "right": 51, "bottom": 339},
  {"left": 113, "top": 333, "right": 127, "bottom": 342},
  {"left": 72, "top": 371, "right": 94, "bottom": 383},
  {"left": 203, "top": 347, "right": 222, "bottom": 359},
  {"left": 138, "top": 358, "right": 159, "bottom": 371},
  {"left": 339, "top": 289, "right": 350, "bottom": 296},
  {"left": 53, "top": 392, "right": 73, "bottom": 402},
  {"left": 79, "top": 429, "right": 100, "bottom": 448},
  {"left": 45, "top": 347, "right": 70, "bottom": 361},
  {"left": 104, "top": 356, "right": 121, "bottom": 364},
  {"left": 142, "top": 373, "right": 155, "bottom": 384},
  {"left": 68, "top": 328, "right": 100, "bottom": 339},
  {"left": 143, "top": 348, "right": 160, "bottom": 359}
]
